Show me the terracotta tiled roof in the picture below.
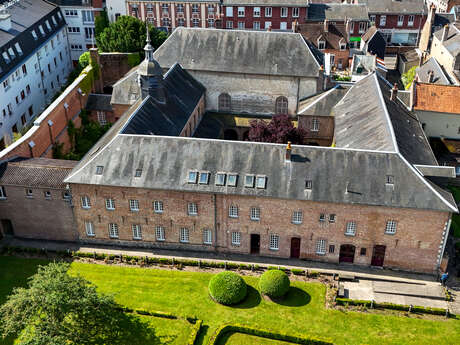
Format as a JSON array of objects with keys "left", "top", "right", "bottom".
[{"left": 414, "top": 83, "right": 460, "bottom": 114}]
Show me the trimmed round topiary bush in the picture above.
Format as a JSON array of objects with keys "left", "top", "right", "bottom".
[
  {"left": 259, "top": 269, "right": 290, "bottom": 298},
  {"left": 208, "top": 271, "right": 247, "bottom": 305}
]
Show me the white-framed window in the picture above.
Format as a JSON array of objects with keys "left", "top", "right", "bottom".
[
  {"left": 65, "top": 9, "right": 78, "bottom": 16},
  {"left": 203, "top": 229, "right": 212, "bottom": 244},
  {"left": 85, "top": 221, "right": 95, "bottom": 236},
  {"left": 385, "top": 220, "right": 397, "bottom": 234},
  {"left": 292, "top": 7, "right": 299, "bottom": 18},
  {"left": 177, "top": 4, "right": 184, "bottom": 13},
  {"left": 192, "top": 18, "right": 200, "bottom": 27},
  {"left": 156, "top": 226, "right": 165, "bottom": 241},
  {"left": 292, "top": 211, "right": 302, "bottom": 224},
  {"left": 192, "top": 4, "right": 199, "bottom": 13},
  {"left": 254, "top": 7, "right": 260, "bottom": 17},
  {"left": 163, "top": 3, "right": 170, "bottom": 14},
  {"left": 386, "top": 175, "right": 394, "bottom": 185},
  {"left": 228, "top": 173, "right": 238, "bottom": 186},
  {"left": 146, "top": 4, "right": 154, "bottom": 13},
  {"left": 269, "top": 234, "right": 279, "bottom": 250},
  {"left": 408, "top": 15, "right": 414, "bottom": 27},
  {"left": 199, "top": 172, "right": 210, "bottom": 184},
  {"left": 132, "top": 224, "right": 142, "bottom": 239},
  {"left": 229, "top": 204, "right": 239, "bottom": 218},
  {"left": 397, "top": 15, "right": 404, "bottom": 27},
  {"left": 238, "top": 7, "right": 245, "bottom": 17},
  {"left": 316, "top": 239, "right": 326, "bottom": 255},
  {"left": 311, "top": 118, "right": 319, "bottom": 132},
  {"left": 265, "top": 7, "right": 272, "bottom": 17},
  {"left": 0, "top": 186, "right": 6, "bottom": 199},
  {"left": 250, "top": 207, "right": 260, "bottom": 221},
  {"left": 359, "top": 22, "right": 366, "bottom": 33},
  {"left": 345, "top": 221, "right": 356, "bottom": 236},
  {"left": 180, "top": 228, "right": 189, "bottom": 243},
  {"left": 81, "top": 195, "right": 91, "bottom": 209},
  {"left": 208, "top": 5, "right": 215, "bottom": 14},
  {"left": 108, "top": 223, "right": 119, "bottom": 238},
  {"left": 129, "top": 199, "right": 139, "bottom": 211},
  {"left": 340, "top": 42, "right": 346, "bottom": 50},
  {"left": 95, "top": 165, "right": 103, "bottom": 175},
  {"left": 253, "top": 21, "right": 260, "bottom": 30},
  {"left": 226, "top": 21, "right": 233, "bottom": 29},
  {"left": 329, "top": 214, "right": 336, "bottom": 223},
  {"left": 25, "top": 188, "right": 33, "bottom": 197},
  {"left": 244, "top": 174, "right": 255, "bottom": 188},
  {"left": 153, "top": 200, "right": 163, "bottom": 213},
  {"left": 188, "top": 171, "right": 198, "bottom": 184},
  {"left": 231, "top": 231, "right": 241, "bottom": 245},
  {"left": 280, "top": 22, "right": 287, "bottom": 30},
  {"left": 265, "top": 21, "right": 271, "bottom": 29},
  {"left": 281, "top": 7, "right": 288, "bottom": 17},
  {"left": 238, "top": 21, "right": 245, "bottom": 29},
  {"left": 256, "top": 175, "right": 266, "bottom": 189},
  {"left": 31, "top": 30, "right": 38, "bottom": 40},
  {"left": 135, "top": 169, "right": 142, "bottom": 177},
  {"left": 97, "top": 111, "right": 106, "bottom": 125},
  {"left": 14, "top": 43, "right": 22, "bottom": 56},
  {"left": 319, "top": 213, "right": 326, "bottom": 222},
  {"left": 216, "top": 172, "right": 226, "bottom": 186},
  {"left": 105, "top": 198, "right": 115, "bottom": 210},
  {"left": 208, "top": 19, "right": 215, "bottom": 27},
  {"left": 188, "top": 202, "right": 198, "bottom": 215},
  {"left": 380, "top": 15, "right": 386, "bottom": 27},
  {"left": 226, "top": 7, "right": 233, "bottom": 17},
  {"left": 349, "top": 21, "right": 355, "bottom": 33},
  {"left": 369, "top": 15, "right": 376, "bottom": 24},
  {"left": 318, "top": 40, "right": 325, "bottom": 50},
  {"left": 178, "top": 18, "right": 185, "bottom": 26}
]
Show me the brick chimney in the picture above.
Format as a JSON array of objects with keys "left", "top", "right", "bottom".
[
  {"left": 285, "top": 141, "right": 292, "bottom": 161},
  {"left": 292, "top": 19, "right": 298, "bottom": 33},
  {"left": 390, "top": 83, "right": 398, "bottom": 101},
  {"left": 441, "top": 24, "right": 449, "bottom": 42},
  {"left": 324, "top": 19, "right": 328, "bottom": 32}
]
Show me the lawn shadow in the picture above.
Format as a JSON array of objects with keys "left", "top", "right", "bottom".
[
  {"left": 232, "top": 285, "right": 261, "bottom": 309},
  {"left": 194, "top": 324, "right": 209, "bottom": 345},
  {"left": 270, "top": 287, "right": 311, "bottom": 307}
]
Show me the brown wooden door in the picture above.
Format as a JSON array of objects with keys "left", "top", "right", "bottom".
[
  {"left": 371, "top": 245, "right": 386, "bottom": 267},
  {"left": 290, "top": 237, "right": 301, "bottom": 258},
  {"left": 339, "top": 244, "right": 356, "bottom": 263},
  {"left": 250, "top": 234, "right": 260, "bottom": 254}
]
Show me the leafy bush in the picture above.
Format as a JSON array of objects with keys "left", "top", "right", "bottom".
[
  {"left": 308, "top": 271, "right": 320, "bottom": 278},
  {"left": 259, "top": 269, "right": 290, "bottom": 298},
  {"left": 291, "top": 269, "right": 304, "bottom": 276},
  {"left": 208, "top": 272, "right": 247, "bottom": 305}
]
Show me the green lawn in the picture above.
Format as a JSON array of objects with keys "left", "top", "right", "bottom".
[
  {"left": 1, "top": 257, "right": 460, "bottom": 345},
  {"left": 219, "top": 332, "right": 294, "bottom": 345}
]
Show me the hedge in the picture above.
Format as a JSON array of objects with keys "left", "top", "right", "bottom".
[
  {"left": 207, "top": 324, "right": 333, "bottom": 345},
  {"left": 186, "top": 319, "right": 203, "bottom": 345},
  {"left": 259, "top": 269, "right": 290, "bottom": 298},
  {"left": 208, "top": 272, "right": 247, "bottom": 305},
  {"left": 291, "top": 268, "right": 305, "bottom": 276},
  {"left": 335, "top": 298, "right": 449, "bottom": 316}
]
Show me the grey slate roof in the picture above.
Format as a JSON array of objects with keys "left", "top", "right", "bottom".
[
  {"left": 307, "top": 4, "right": 369, "bottom": 21},
  {"left": 298, "top": 85, "right": 349, "bottom": 116},
  {"left": 416, "top": 57, "right": 452, "bottom": 85},
  {"left": 86, "top": 94, "right": 113, "bottom": 112},
  {"left": 0, "top": 158, "right": 77, "bottom": 189},
  {"left": 111, "top": 69, "right": 141, "bottom": 105},
  {"left": 153, "top": 28, "right": 321, "bottom": 78},
  {"left": 361, "top": 26, "right": 386, "bottom": 59},
  {"left": 358, "top": 0, "right": 426, "bottom": 14},
  {"left": 433, "top": 23, "right": 460, "bottom": 57},
  {"left": 224, "top": 0, "right": 308, "bottom": 5}
]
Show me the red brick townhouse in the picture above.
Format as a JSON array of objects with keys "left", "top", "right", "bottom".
[
  {"left": 63, "top": 31, "right": 457, "bottom": 274},
  {"left": 357, "top": 0, "right": 427, "bottom": 45},
  {"left": 221, "top": 0, "right": 308, "bottom": 31},
  {"left": 126, "top": 0, "right": 222, "bottom": 29}
]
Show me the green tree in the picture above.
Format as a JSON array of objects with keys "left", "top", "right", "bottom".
[
  {"left": 94, "top": 9, "right": 109, "bottom": 38},
  {"left": 401, "top": 66, "right": 417, "bottom": 90},
  {"left": 0, "top": 262, "right": 157, "bottom": 345},
  {"left": 96, "top": 16, "right": 167, "bottom": 53},
  {"left": 78, "top": 51, "right": 91, "bottom": 69}
]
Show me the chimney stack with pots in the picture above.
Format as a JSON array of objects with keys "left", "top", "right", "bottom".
[
  {"left": 324, "top": 19, "right": 328, "bottom": 32},
  {"left": 428, "top": 70, "right": 434, "bottom": 83},
  {"left": 390, "top": 83, "right": 398, "bottom": 101},
  {"left": 285, "top": 141, "right": 292, "bottom": 162}
]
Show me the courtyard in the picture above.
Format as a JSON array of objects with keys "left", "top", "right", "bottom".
[{"left": 0, "top": 256, "right": 459, "bottom": 345}]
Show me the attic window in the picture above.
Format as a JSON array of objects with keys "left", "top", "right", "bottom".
[
  {"left": 39, "top": 25, "right": 45, "bottom": 37},
  {"left": 256, "top": 175, "right": 266, "bottom": 189},
  {"left": 31, "top": 30, "right": 38, "bottom": 40},
  {"left": 52, "top": 16, "right": 57, "bottom": 26},
  {"left": 188, "top": 171, "right": 198, "bottom": 184},
  {"left": 7, "top": 48, "right": 15, "bottom": 59},
  {"left": 135, "top": 169, "right": 142, "bottom": 177},
  {"left": 45, "top": 20, "right": 51, "bottom": 31},
  {"left": 216, "top": 172, "right": 226, "bottom": 186},
  {"left": 228, "top": 173, "right": 238, "bottom": 187},
  {"left": 305, "top": 180, "right": 312, "bottom": 190},
  {"left": 386, "top": 175, "right": 394, "bottom": 185},
  {"left": 199, "top": 172, "right": 210, "bottom": 185},
  {"left": 2, "top": 52, "right": 10, "bottom": 64},
  {"left": 95, "top": 166, "right": 104, "bottom": 175},
  {"left": 244, "top": 175, "right": 255, "bottom": 188},
  {"left": 340, "top": 42, "right": 346, "bottom": 50},
  {"left": 318, "top": 40, "right": 326, "bottom": 50},
  {"left": 14, "top": 43, "right": 23, "bottom": 55}
]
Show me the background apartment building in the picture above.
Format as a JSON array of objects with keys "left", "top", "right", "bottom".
[
  {"left": 0, "top": 0, "right": 72, "bottom": 149},
  {"left": 49, "top": 1, "right": 105, "bottom": 63}
]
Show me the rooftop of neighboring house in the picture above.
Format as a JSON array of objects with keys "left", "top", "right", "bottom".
[
  {"left": 416, "top": 57, "right": 452, "bottom": 85},
  {"left": 0, "top": 158, "right": 78, "bottom": 189},
  {"left": 434, "top": 13, "right": 456, "bottom": 31},
  {"left": 297, "top": 85, "right": 350, "bottom": 116},
  {"left": 152, "top": 27, "right": 322, "bottom": 78},
  {"left": 351, "top": 54, "right": 376, "bottom": 76},
  {"left": 400, "top": 49, "right": 420, "bottom": 63},
  {"left": 357, "top": 0, "right": 426, "bottom": 14},
  {"left": 0, "top": 0, "right": 65, "bottom": 80},
  {"left": 223, "top": 0, "right": 309, "bottom": 5},
  {"left": 433, "top": 22, "right": 460, "bottom": 57},
  {"left": 361, "top": 26, "right": 386, "bottom": 59},
  {"left": 85, "top": 94, "right": 113, "bottom": 112},
  {"left": 298, "top": 22, "right": 348, "bottom": 50},
  {"left": 413, "top": 83, "right": 460, "bottom": 113},
  {"left": 47, "top": 0, "right": 101, "bottom": 7},
  {"left": 307, "top": 3, "right": 369, "bottom": 21}
]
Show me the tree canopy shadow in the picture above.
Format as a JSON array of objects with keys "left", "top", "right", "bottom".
[
  {"left": 232, "top": 285, "right": 261, "bottom": 309},
  {"left": 270, "top": 287, "right": 311, "bottom": 307}
]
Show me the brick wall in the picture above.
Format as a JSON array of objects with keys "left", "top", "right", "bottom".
[{"left": 70, "top": 183, "right": 449, "bottom": 273}]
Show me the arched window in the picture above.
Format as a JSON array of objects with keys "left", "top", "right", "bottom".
[
  {"left": 218, "top": 93, "right": 231, "bottom": 111},
  {"left": 275, "top": 96, "right": 288, "bottom": 114}
]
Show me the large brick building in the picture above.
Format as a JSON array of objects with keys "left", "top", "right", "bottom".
[{"left": 61, "top": 30, "right": 457, "bottom": 274}]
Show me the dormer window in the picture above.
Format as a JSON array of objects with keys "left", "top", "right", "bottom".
[
  {"left": 31, "top": 30, "right": 38, "bottom": 40},
  {"left": 244, "top": 175, "right": 255, "bottom": 188},
  {"left": 199, "top": 172, "right": 210, "bottom": 185},
  {"left": 26, "top": 188, "right": 33, "bottom": 197},
  {"left": 256, "top": 175, "right": 266, "bottom": 189},
  {"left": 52, "top": 16, "right": 57, "bottom": 26},
  {"left": 95, "top": 166, "right": 104, "bottom": 175},
  {"left": 44, "top": 191, "right": 51, "bottom": 199},
  {"left": 8, "top": 48, "right": 15, "bottom": 59},
  {"left": 339, "top": 40, "right": 346, "bottom": 50},
  {"left": 135, "top": 169, "right": 142, "bottom": 177},
  {"left": 39, "top": 25, "right": 45, "bottom": 37},
  {"left": 2, "top": 52, "right": 10, "bottom": 64},
  {"left": 216, "top": 172, "right": 226, "bottom": 186},
  {"left": 228, "top": 173, "right": 238, "bottom": 187},
  {"left": 188, "top": 171, "right": 198, "bottom": 184},
  {"left": 305, "top": 180, "right": 312, "bottom": 190},
  {"left": 386, "top": 175, "right": 394, "bottom": 185},
  {"left": 318, "top": 40, "right": 326, "bottom": 50}
]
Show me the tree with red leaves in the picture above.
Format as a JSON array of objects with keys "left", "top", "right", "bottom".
[{"left": 247, "top": 114, "right": 305, "bottom": 144}]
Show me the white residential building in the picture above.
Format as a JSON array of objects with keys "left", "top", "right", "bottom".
[
  {"left": 106, "top": 0, "right": 127, "bottom": 22},
  {"left": 0, "top": 0, "right": 73, "bottom": 149}
]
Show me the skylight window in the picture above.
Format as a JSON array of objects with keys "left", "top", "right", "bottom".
[
  {"left": 45, "top": 20, "right": 51, "bottom": 31},
  {"left": 199, "top": 172, "right": 210, "bottom": 185},
  {"left": 31, "top": 30, "right": 38, "bottom": 40},
  {"left": 256, "top": 175, "right": 266, "bottom": 189},
  {"left": 135, "top": 169, "right": 142, "bottom": 177},
  {"left": 95, "top": 166, "right": 104, "bottom": 175},
  {"left": 39, "top": 25, "right": 45, "bottom": 37},
  {"left": 51, "top": 16, "right": 57, "bottom": 26},
  {"left": 188, "top": 171, "right": 198, "bottom": 184},
  {"left": 228, "top": 174, "right": 238, "bottom": 187},
  {"left": 244, "top": 175, "right": 255, "bottom": 188},
  {"left": 14, "top": 43, "right": 23, "bottom": 55},
  {"left": 2, "top": 52, "right": 10, "bottom": 63},
  {"left": 215, "top": 172, "right": 226, "bottom": 186},
  {"left": 7, "top": 48, "right": 15, "bottom": 59}
]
